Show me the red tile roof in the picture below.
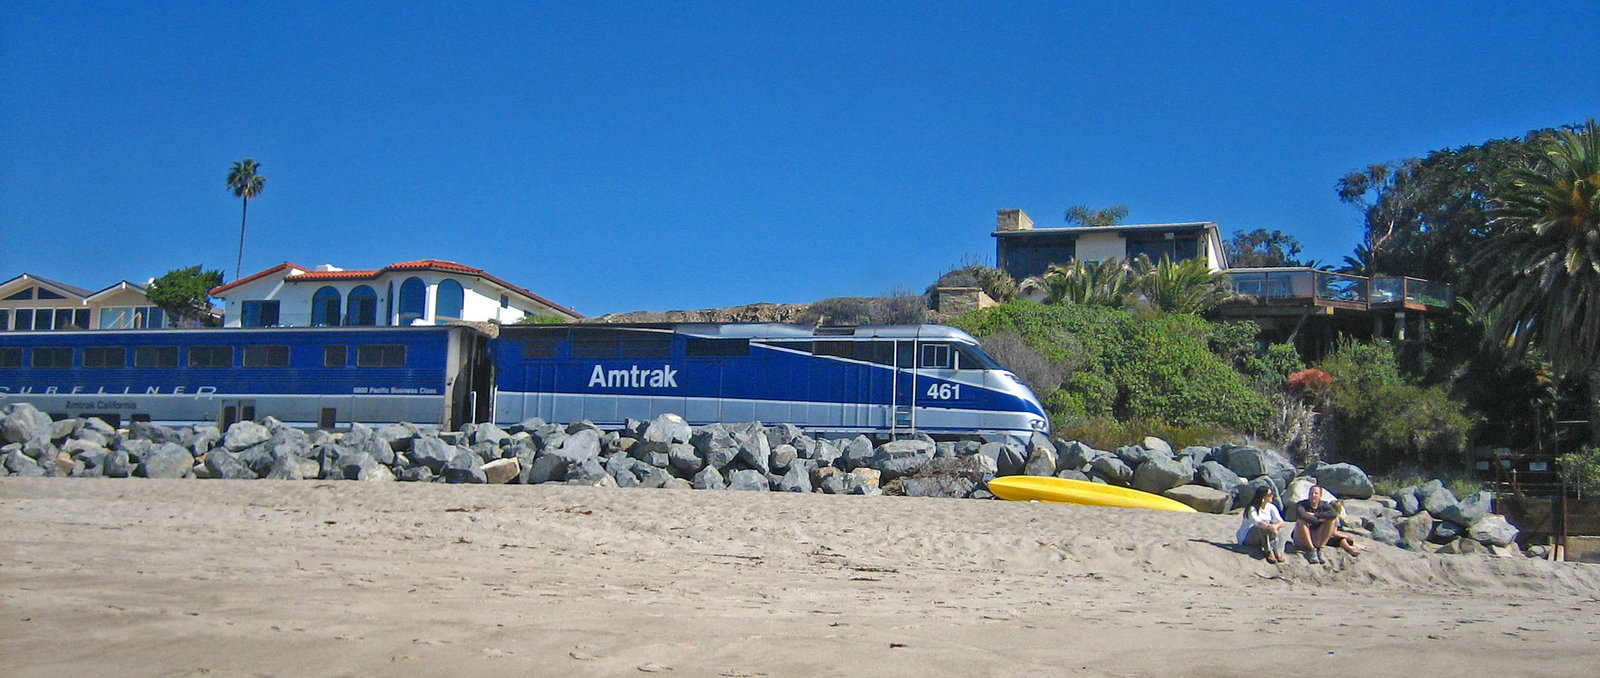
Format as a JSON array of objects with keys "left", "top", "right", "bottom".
[
  {"left": 208, "top": 262, "right": 311, "bottom": 295},
  {"left": 209, "top": 260, "right": 580, "bottom": 318}
]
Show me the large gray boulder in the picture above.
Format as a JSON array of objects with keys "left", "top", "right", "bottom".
[
  {"left": 1440, "top": 491, "right": 1493, "bottom": 527},
  {"left": 733, "top": 428, "right": 772, "bottom": 474},
  {"left": 1310, "top": 462, "right": 1375, "bottom": 499},
  {"left": 471, "top": 423, "right": 510, "bottom": 447},
  {"left": 691, "top": 465, "right": 726, "bottom": 490},
  {"left": 1131, "top": 456, "right": 1193, "bottom": 495},
  {"left": 841, "top": 435, "right": 876, "bottom": 470},
  {"left": 727, "top": 469, "right": 769, "bottom": 491},
  {"left": 1397, "top": 512, "right": 1435, "bottom": 546},
  {"left": 667, "top": 443, "right": 702, "bottom": 475},
  {"left": 550, "top": 428, "right": 602, "bottom": 464},
  {"left": 1056, "top": 441, "right": 1099, "bottom": 471},
  {"left": 874, "top": 439, "right": 935, "bottom": 481},
  {"left": 1364, "top": 517, "right": 1404, "bottom": 546},
  {"left": 222, "top": 421, "right": 271, "bottom": 452},
  {"left": 139, "top": 443, "right": 193, "bottom": 479},
  {"left": 204, "top": 449, "right": 258, "bottom": 480},
  {"left": 1114, "top": 445, "right": 1163, "bottom": 468},
  {"left": 769, "top": 444, "right": 798, "bottom": 474},
  {"left": 407, "top": 437, "right": 458, "bottom": 472},
  {"left": 339, "top": 451, "right": 382, "bottom": 481},
  {"left": 978, "top": 441, "right": 1028, "bottom": 477},
  {"left": 1022, "top": 444, "right": 1059, "bottom": 477},
  {"left": 1195, "top": 461, "right": 1244, "bottom": 495},
  {"left": 102, "top": 448, "right": 132, "bottom": 478},
  {"left": 4, "top": 449, "right": 45, "bottom": 476},
  {"left": 1420, "top": 484, "right": 1459, "bottom": 518},
  {"left": 1394, "top": 487, "right": 1423, "bottom": 516},
  {"left": 643, "top": 414, "right": 693, "bottom": 444},
  {"left": 1090, "top": 455, "right": 1133, "bottom": 484},
  {"left": 776, "top": 465, "right": 812, "bottom": 493},
  {"left": 1222, "top": 446, "right": 1295, "bottom": 487},
  {"left": 1141, "top": 436, "right": 1174, "bottom": 457},
  {"left": 628, "top": 441, "right": 671, "bottom": 469},
  {"left": 1163, "top": 485, "right": 1229, "bottom": 513},
  {"left": 1468, "top": 514, "right": 1519, "bottom": 547},
  {"left": 765, "top": 423, "right": 803, "bottom": 449},
  {"left": 1, "top": 404, "right": 53, "bottom": 444},
  {"left": 443, "top": 452, "right": 487, "bottom": 484},
  {"left": 900, "top": 475, "right": 976, "bottom": 499}
]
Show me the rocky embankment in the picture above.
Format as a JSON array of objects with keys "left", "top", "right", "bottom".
[{"left": 1, "top": 401, "right": 1527, "bottom": 558}]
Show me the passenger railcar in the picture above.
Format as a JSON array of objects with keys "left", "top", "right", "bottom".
[
  {"left": 493, "top": 323, "right": 1049, "bottom": 436},
  {"left": 0, "top": 326, "right": 489, "bottom": 429}
]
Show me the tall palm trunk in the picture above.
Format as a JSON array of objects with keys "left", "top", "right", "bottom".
[{"left": 235, "top": 198, "right": 248, "bottom": 280}]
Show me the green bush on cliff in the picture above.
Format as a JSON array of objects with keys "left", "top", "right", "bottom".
[{"left": 950, "top": 301, "right": 1271, "bottom": 432}]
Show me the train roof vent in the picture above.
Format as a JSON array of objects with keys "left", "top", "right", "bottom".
[{"left": 814, "top": 326, "right": 857, "bottom": 336}]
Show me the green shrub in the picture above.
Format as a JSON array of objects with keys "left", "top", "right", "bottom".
[
  {"left": 1054, "top": 417, "right": 1232, "bottom": 451},
  {"left": 951, "top": 301, "right": 1271, "bottom": 432},
  {"left": 516, "top": 314, "right": 570, "bottom": 325},
  {"left": 1316, "top": 340, "right": 1475, "bottom": 472},
  {"left": 1371, "top": 464, "right": 1484, "bottom": 499},
  {"left": 1557, "top": 447, "right": 1600, "bottom": 498}
]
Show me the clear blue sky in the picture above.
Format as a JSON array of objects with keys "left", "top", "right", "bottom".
[{"left": 3, "top": 2, "right": 1596, "bottom": 316}]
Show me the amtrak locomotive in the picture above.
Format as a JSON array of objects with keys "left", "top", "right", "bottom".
[{"left": 0, "top": 323, "right": 1048, "bottom": 437}]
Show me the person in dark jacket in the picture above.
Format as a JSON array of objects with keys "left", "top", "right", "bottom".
[{"left": 1293, "top": 485, "right": 1340, "bottom": 564}]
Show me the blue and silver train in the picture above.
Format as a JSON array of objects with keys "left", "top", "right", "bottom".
[{"left": 0, "top": 323, "right": 1047, "bottom": 437}]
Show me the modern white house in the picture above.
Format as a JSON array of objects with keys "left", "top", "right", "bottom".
[
  {"left": 992, "top": 209, "right": 1228, "bottom": 281},
  {"left": 0, "top": 273, "right": 180, "bottom": 331},
  {"left": 208, "top": 259, "right": 581, "bottom": 328}
]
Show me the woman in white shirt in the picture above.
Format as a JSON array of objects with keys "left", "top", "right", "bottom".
[{"left": 1237, "top": 485, "right": 1288, "bottom": 564}]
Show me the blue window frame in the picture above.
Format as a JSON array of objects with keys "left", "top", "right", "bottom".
[
  {"left": 311, "top": 287, "right": 342, "bottom": 327},
  {"left": 398, "top": 277, "right": 426, "bottom": 325},
  {"left": 436, "top": 279, "right": 464, "bottom": 320},
  {"left": 346, "top": 285, "right": 377, "bottom": 326}
]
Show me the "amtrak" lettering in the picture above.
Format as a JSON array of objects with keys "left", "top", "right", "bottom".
[{"left": 587, "top": 364, "right": 678, "bottom": 389}]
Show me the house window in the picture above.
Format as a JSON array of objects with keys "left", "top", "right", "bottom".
[
  {"left": 99, "top": 306, "right": 166, "bottom": 329},
  {"left": 13, "top": 309, "right": 34, "bottom": 331},
  {"left": 240, "top": 300, "right": 280, "bottom": 327},
  {"left": 53, "top": 308, "right": 89, "bottom": 329},
  {"left": 188, "top": 346, "right": 234, "bottom": 368},
  {"left": 1126, "top": 235, "right": 1200, "bottom": 264},
  {"left": 134, "top": 346, "right": 179, "bottom": 368},
  {"left": 82, "top": 347, "right": 127, "bottom": 368},
  {"left": 346, "top": 286, "right": 377, "bottom": 326},
  {"left": 311, "top": 286, "right": 342, "bottom": 327},
  {"left": 436, "top": 279, "right": 464, "bottom": 320},
  {"left": 36, "top": 288, "right": 65, "bottom": 300},
  {"left": 356, "top": 344, "right": 406, "bottom": 368},
  {"left": 31, "top": 347, "right": 73, "bottom": 368},
  {"left": 3, "top": 288, "right": 33, "bottom": 301},
  {"left": 398, "top": 277, "right": 426, "bottom": 325},
  {"left": 0, "top": 310, "right": 8, "bottom": 331},
  {"left": 499, "top": 294, "right": 509, "bottom": 308},
  {"left": 243, "top": 345, "right": 290, "bottom": 367},
  {"left": 1000, "top": 235, "right": 1077, "bottom": 279}
]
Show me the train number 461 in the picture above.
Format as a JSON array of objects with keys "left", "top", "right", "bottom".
[{"left": 925, "top": 383, "right": 962, "bottom": 400}]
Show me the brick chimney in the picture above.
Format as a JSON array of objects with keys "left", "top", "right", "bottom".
[{"left": 996, "top": 209, "right": 1033, "bottom": 232}]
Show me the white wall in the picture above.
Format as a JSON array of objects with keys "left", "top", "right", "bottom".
[
  {"left": 1075, "top": 232, "right": 1126, "bottom": 263},
  {"left": 219, "top": 270, "right": 560, "bottom": 327}
]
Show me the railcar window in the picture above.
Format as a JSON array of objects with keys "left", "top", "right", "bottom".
[
  {"left": 243, "top": 345, "right": 290, "bottom": 368},
  {"left": 188, "top": 346, "right": 234, "bottom": 368},
  {"left": 0, "top": 347, "right": 21, "bottom": 368},
  {"left": 686, "top": 338, "right": 749, "bottom": 357},
  {"left": 521, "top": 339, "right": 558, "bottom": 359},
  {"left": 356, "top": 345, "right": 406, "bottom": 368},
  {"left": 324, "top": 345, "right": 348, "bottom": 367},
  {"left": 920, "top": 343, "right": 952, "bottom": 369},
  {"left": 762, "top": 340, "right": 813, "bottom": 354},
  {"left": 897, "top": 342, "right": 915, "bottom": 368},
  {"left": 134, "top": 346, "right": 179, "bottom": 368},
  {"left": 31, "top": 347, "right": 73, "bottom": 368},
  {"left": 955, "top": 345, "right": 999, "bottom": 370},
  {"left": 82, "top": 347, "right": 127, "bottom": 368},
  {"left": 815, "top": 340, "right": 894, "bottom": 365}
]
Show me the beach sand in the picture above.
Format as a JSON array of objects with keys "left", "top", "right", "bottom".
[{"left": 2, "top": 478, "right": 1597, "bottom": 677}]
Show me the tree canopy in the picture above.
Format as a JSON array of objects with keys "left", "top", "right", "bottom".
[
  {"left": 1064, "top": 204, "right": 1128, "bottom": 227},
  {"left": 146, "top": 266, "right": 223, "bottom": 326},
  {"left": 1224, "top": 228, "right": 1307, "bottom": 268}
]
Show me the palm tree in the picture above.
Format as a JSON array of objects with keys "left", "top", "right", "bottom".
[
  {"left": 226, "top": 159, "right": 266, "bottom": 280},
  {"left": 1473, "top": 120, "right": 1600, "bottom": 438},
  {"left": 1134, "top": 256, "right": 1237, "bottom": 314},
  {"left": 1043, "top": 258, "right": 1137, "bottom": 307}
]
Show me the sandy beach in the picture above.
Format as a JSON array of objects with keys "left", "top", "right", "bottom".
[{"left": 2, "top": 478, "right": 1597, "bottom": 677}]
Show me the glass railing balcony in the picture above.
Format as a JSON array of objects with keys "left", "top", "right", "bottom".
[
  {"left": 1372, "top": 277, "right": 1453, "bottom": 309},
  {"left": 1223, "top": 268, "right": 1452, "bottom": 310}
]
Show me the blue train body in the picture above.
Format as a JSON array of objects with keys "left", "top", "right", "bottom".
[
  {"left": 0, "top": 323, "right": 1047, "bottom": 437},
  {"left": 493, "top": 323, "right": 1048, "bottom": 436},
  {"left": 0, "top": 326, "right": 487, "bottom": 428}
]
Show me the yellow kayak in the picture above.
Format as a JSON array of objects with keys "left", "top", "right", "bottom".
[{"left": 987, "top": 475, "right": 1198, "bottom": 513}]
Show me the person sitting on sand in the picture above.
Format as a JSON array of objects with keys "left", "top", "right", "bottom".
[
  {"left": 1294, "top": 485, "right": 1341, "bottom": 564},
  {"left": 1236, "top": 486, "right": 1288, "bottom": 564},
  {"left": 1324, "top": 501, "right": 1369, "bottom": 557}
]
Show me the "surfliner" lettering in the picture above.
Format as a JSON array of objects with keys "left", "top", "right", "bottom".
[{"left": 587, "top": 364, "right": 678, "bottom": 389}]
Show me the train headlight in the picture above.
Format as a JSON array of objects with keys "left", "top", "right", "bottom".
[{"left": 1030, "top": 418, "right": 1047, "bottom": 431}]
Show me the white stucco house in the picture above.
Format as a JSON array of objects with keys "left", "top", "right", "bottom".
[{"left": 208, "top": 259, "right": 581, "bottom": 328}]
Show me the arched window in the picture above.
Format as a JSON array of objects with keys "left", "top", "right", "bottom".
[
  {"left": 346, "top": 286, "right": 377, "bottom": 326},
  {"left": 311, "top": 287, "right": 342, "bottom": 327},
  {"left": 435, "top": 279, "right": 465, "bottom": 320},
  {"left": 398, "top": 277, "right": 427, "bottom": 325}
]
